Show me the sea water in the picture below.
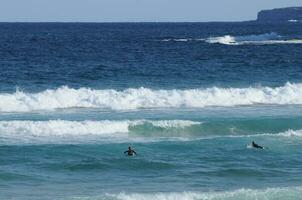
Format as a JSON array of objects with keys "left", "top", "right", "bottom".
[{"left": 0, "top": 22, "right": 302, "bottom": 199}]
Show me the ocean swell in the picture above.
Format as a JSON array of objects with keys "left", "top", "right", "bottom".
[
  {"left": 0, "top": 120, "right": 201, "bottom": 137},
  {"left": 205, "top": 32, "right": 302, "bottom": 45},
  {"left": 160, "top": 33, "right": 302, "bottom": 45},
  {"left": 1, "top": 83, "right": 302, "bottom": 112},
  {"left": 70, "top": 186, "right": 302, "bottom": 200},
  {"left": 1, "top": 120, "right": 302, "bottom": 144}
]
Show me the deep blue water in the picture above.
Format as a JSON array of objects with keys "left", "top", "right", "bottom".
[
  {"left": 0, "top": 22, "right": 302, "bottom": 199},
  {"left": 1, "top": 22, "right": 302, "bottom": 92}
]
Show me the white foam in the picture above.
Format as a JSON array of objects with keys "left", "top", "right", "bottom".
[
  {"left": 159, "top": 33, "right": 302, "bottom": 45},
  {"left": 146, "top": 120, "right": 201, "bottom": 128},
  {"left": 276, "top": 129, "right": 302, "bottom": 137},
  {"left": 161, "top": 38, "right": 204, "bottom": 42},
  {"left": 2, "top": 83, "right": 302, "bottom": 112},
  {"left": 161, "top": 39, "right": 172, "bottom": 42},
  {"left": 174, "top": 38, "right": 190, "bottom": 42},
  {"left": 239, "top": 129, "right": 302, "bottom": 138},
  {"left": 220, "top": 129, "right": 302, "bottom": 140},
  {"left": 205, "top": 32, "right": 302, "bottom": 45},
  {"left": 0, "top": 120, "right": 201, "bottom": 137},
  {"left": 206, "top": 35, "right": 236, "bottom": 45},
  {"left": 161, "top": 38, "right": 191, "bottom": 42},
  {"left": 1, "top": 120, "right": 302, "bottom": 144},
  {"left": 0, "top": 120, "right": 129, "bottom": 137},
  {"left": 71, "top": 186, "right": 302, "bottom": 200}
]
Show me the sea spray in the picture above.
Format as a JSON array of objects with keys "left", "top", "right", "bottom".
[
  {"left": 1, "top": 119, "right": 302, "bottom": 144},
  {"left": 1, "top": 83, "right": 302, "bottom": 112},
  {"left": 205, "top": 32, "right": 302, "bottom": 45}
]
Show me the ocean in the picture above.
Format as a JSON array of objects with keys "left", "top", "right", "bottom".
[{"left": 0, "top": 22, "right": 302, "bottom": 199}]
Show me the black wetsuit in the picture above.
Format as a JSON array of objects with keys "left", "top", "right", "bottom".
[
  {"left": 124, "top": 149, "right": 137, "bottom": 156},
  {"left": 252, "top": 142, "right": 263, "bottom": 149}
]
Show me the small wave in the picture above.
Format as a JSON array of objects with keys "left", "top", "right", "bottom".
[
  {"left": 288, "top": 19, "right": 301, "bottom": 22},
  {"left": 235, "top": 129, "right": 302, "bottom": 138},
  {"left": 205, "top": 32, "right": 302, "bottom": 45},
  {"left": 0, "top": 120, "right": 201, "bottom": 137},
  {"left": 275, "top": 129, "right": 302, "bottom": 137},
  {"left": 160, "top": 33, "right": 302, "bottom": 45},
  {"left": 70, "top": 186, "right": 302, "bottom": 200},
  {"left": 2, "top": 83, "right": 302, "bottom": 112},
  {"left": 160, "top": 38, "right": 204, "bottom": 42},
  {"left": 1, "top": 119, "right": 302, "bottom": 144},
  {"left": 161, "top": 38, "right": 191, "bottom": 42},
  {"left": 221, "top": 129, "right": 302, "bottom": 139}
]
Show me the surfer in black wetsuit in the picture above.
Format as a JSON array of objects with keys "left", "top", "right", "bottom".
[
  {"left": 124, "top": 146, "right": 137, "bottom": 156},
  {"left": 251, "top": 141, "right": 264, "bottom": 149}
]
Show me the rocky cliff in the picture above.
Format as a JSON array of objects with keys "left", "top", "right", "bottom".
[{"left": 257, "top": 7, "right": 302, "bottom": 22}]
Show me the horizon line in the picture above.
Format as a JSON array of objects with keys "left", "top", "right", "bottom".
[{"left": 0, "top": 20, "right": 258, "bottom": 23}]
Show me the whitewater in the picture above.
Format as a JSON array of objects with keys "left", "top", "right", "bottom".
[
  {"left": 161, "top": 32, "right": 302, "bottom": 45},
  {"left": 76, "top": 186, "right": 302, "bottom": 200},
  {"left": 1, "top": 118, "right": 302, "bottom": 145},
  {"left": 204, "top": 32, "right": 302, "bottom": 45},
  {"left": 1, "top": 82, "right": 302, "bottom": 112}
]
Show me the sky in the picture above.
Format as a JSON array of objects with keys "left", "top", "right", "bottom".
[{"left": 0, "top": 0, "right": 301, "bottom": 22}]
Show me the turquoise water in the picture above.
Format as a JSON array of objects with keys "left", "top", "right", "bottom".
[{"left": 0, "top": 22, "right": 302, "bottom": 199}]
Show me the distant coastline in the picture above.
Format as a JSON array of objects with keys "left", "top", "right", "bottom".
[{"left": 256, "top": 7, "right": 302, "bottom": 22}]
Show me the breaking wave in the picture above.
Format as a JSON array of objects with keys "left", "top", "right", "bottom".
[
  {"left": 0, "top": 119, "right": 201, "bottom": 138},
  {"left": 274, "top": 129, "right": 302, "bottom": 137},
  {"left": 205, "top": 32, "right": 302, "bottom": 45},
  {"left": 2, "top": 83, "right": 302, "bottom": 112},
  {"left": 160, "top": 33, "right": 302, "bottom": 45},
  {"left": 161, "top": 38, "right": 204, "bottom": 42},
  {"left": 225, "top": 129, "right": 302, "bottom": 139},
  {"left": 1, "top": 119, "right": 302, "bottom": 144},
  {"left": 71, "top": 186, "right": 302, "bottom": 200}
]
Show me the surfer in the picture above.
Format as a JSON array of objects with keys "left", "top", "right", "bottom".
[
  {"left": 251, "top": 141, "right": 264, "bottom": 149},
  {"left": 124, "top": 146, "right": 137, "bottom": 156}
]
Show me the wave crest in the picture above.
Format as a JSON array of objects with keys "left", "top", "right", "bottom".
[
  {"left": 205, "top": 32, "right": 302, "bottom": 45},
  {"left": 1, "top": 83, "right": 302, "bottom": 112},
  {"left": 1, "top": 119, "right": 302, "bottom": 144},
  {"left": 0, "top": 120, "right": 201, "bottom": 137},
  {"left": 160, "top": 33, "right": 302, "bottom": 45},
  {"left": 75, "top": 186, "right": 302, "bottom": 200}
]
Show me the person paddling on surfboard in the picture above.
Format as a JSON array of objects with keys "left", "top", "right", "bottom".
[
  {"left": 124, "top": 146, "right": 137, "bottom": 156},
  {"left": 251, "top": 141, "right": 264, "bottom": 149}
]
